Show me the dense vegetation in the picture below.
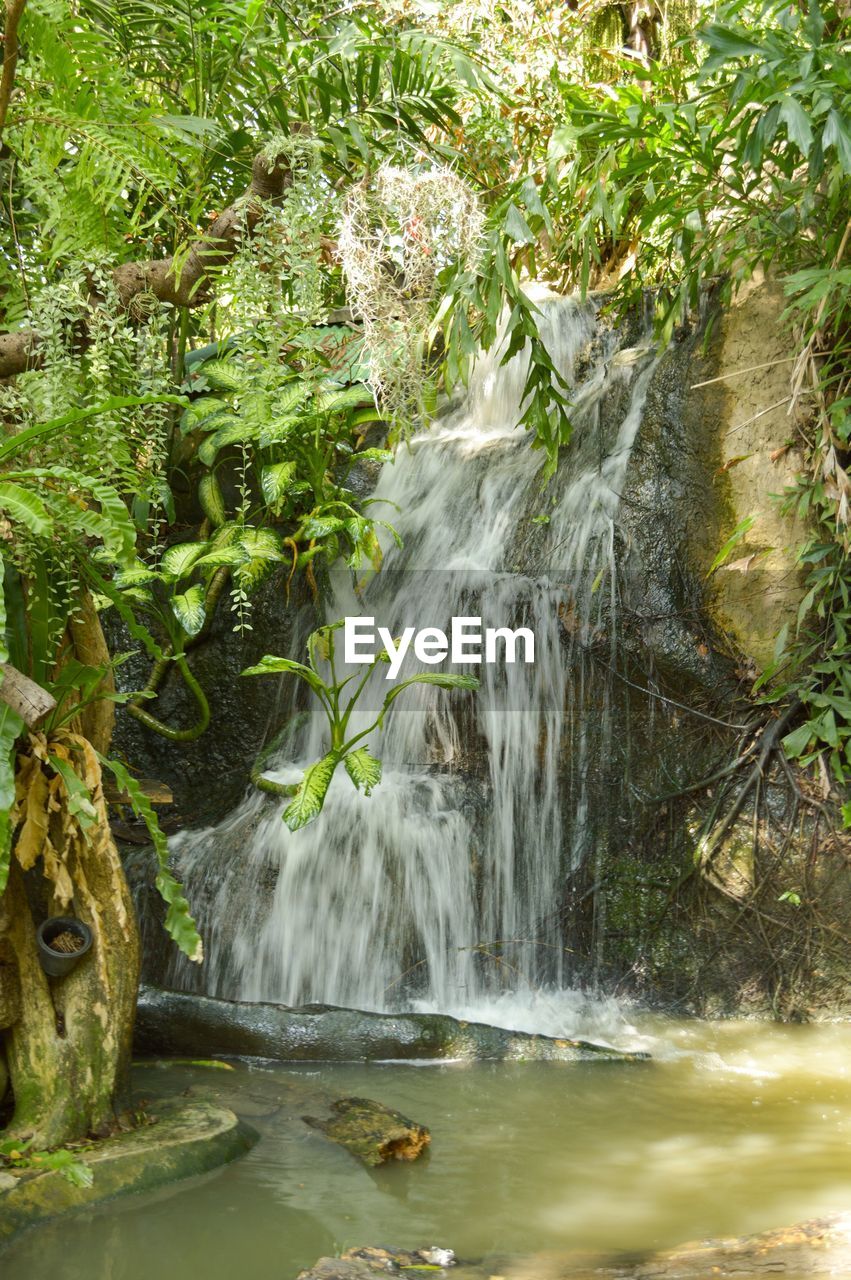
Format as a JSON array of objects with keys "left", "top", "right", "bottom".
[{"left": 0, "top": 0, "right": 848, "bottom": 1156}]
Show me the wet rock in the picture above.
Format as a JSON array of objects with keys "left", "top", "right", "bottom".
[
  {"left": 106, "top": 567, "right": 318, "bottom": 829},
  {"left": 134, "top": 986, "right": 650, "bottom": 1063}
]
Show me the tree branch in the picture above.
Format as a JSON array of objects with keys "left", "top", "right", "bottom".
[
  {"left": 0, "top": 0, "right": 27, "bottom": 141},
  {"left": 0, "top": 146, "right": 296, "bottom": 379}
]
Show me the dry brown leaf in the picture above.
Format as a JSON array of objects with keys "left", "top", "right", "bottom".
[
  {"left": 42, "top": 835, "right": 74, "bottom": 909},
  {"left": 15, "top": 760, "right": 49, "bottom": 872}
]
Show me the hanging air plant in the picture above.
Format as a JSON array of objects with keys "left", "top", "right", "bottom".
[{"left": 338, "top": 164, "right": 484, "bottom": 432}]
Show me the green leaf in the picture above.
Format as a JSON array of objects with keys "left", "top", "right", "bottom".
[
  {"left": 282, "top": 751, "right": 341, "bottom": 831},
  {"left": 0, "top": 482, "right": 52, "bottom": 536},
  {"left": 198, "top": 418, "right": 258, "bottom": 466},
  {"left": 241, "top": 654, "right": 328, "bottom": 698},
  {"left": 708, "top": 516, "right": 755, "bottom": 575},
  {"left": 782, "top": 722, "right": 814, "bottom": 757},
  {"left": 503, "top": 203, "right": 535, "bottom": 245},
  {"left": 0, "top": 396, "right": 187, "bottom": 464},
  {"left": 196, "top": 358, "right": 250, "bottom": 393},
  {"left": 823, "top": 109, "right": 851, "bottom": 174},
  {"left": 234, "top": 527, "right": 285, "bottom": 591},
  {"left": 10, "top": 467, "right": 135, "bottom": 563},
  {"left": 170, "top": 584, "right": 206, "bottom": 637},
  {"left": 160, "top": 541, "right": 208, "bottom": 579},
  {"left": 778, "top": 97, "right": 812, "bottom": 156},
  {"left": 380, "top": 672, "right": 479, "bottom": 720},
  {"left": 47, "top": 753, "right": 98, "bottom": 834},
  {"left": 97, "top": 754, "right": 202, "bottom": 962},
  {"left": 343, "top": 746, "right": 382, "bottom": 795},
  {"left": 198, "top": 472, "right": 227, "bottom": 526},
  {"left": 0, "top": 702, "right": 25, "bottom": 893},
  {"left": 260, "top": 461, "right": 298, "bottom": 509},
  {"left": 300, "top": 515, "right": 347, "bottom": 539}
]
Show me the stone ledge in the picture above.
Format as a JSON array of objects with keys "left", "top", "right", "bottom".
[{"left": 0, "top": 1099, "right": 257, "bottom": 1249}]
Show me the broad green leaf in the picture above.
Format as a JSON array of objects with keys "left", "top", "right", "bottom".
[
  {"left": 170, "top": 584, "right": 206, "bottom": 636},
  {"left": 234, "top": 527, "right": 285, "bottom": 591},
  {"left": 193, "top": 545, "right": 250, "bottom": 570},
  {"left": 315, "top": 384, "right": 373, "bottom": 415},
  {"left": 161, "top": 541, "right": 208, "bottom": 579},
  {"left": 300, "top": 515, "right": 347, "bottom": 539},
  {"left": 241, "top": 654, "right": 328, "bottom": 697},
  {"left": 282, "top": 751, "right": 341, "bottom": 831},
  {"left": 0, "top": 482, "right": 51, "bottom": 536},
  {"left": 381, "top": 672, "right": 479, "bottom": 719},
  {"left": 198, "top": 472, "right": 227, "bottom": 526},
  {"left": 196, "top": 358, "right": 250, "bottom": 393},
  {"left": 261, "top": 461, "right": 298, "bottom": 509},
  {"left": 198, "top": 418, "right": 258, "bottom": 466},
  {"left": 114, "top": 565, "right": 161, "bottom": 589},
  {"left": 344, "top": 746, "right": 382, "bottom": 795}
]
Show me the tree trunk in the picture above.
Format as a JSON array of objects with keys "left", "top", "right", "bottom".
[{"left": 0, "top": 816, "right": 140, "bottom": 1147}]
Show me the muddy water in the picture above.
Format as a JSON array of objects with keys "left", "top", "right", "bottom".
[{"left": 2, "top": 1017, "right": 850, "bottom": 1279}]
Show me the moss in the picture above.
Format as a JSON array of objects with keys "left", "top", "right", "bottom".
[{"left": 0, "top": 1100, "right": 257, "bottom": 1248}]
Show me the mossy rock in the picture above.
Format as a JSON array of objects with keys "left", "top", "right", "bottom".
[{"left": 0, "top": 1099, "right": 257, "bottom": 1248}]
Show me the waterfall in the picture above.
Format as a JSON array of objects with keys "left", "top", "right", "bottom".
[{"left": 164, "top": 294, "right": 658, "bottom": 1019}]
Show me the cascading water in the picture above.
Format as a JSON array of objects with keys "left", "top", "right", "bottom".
[{"left": 164, "top": 295, "right": 658, "bottom": 1023}]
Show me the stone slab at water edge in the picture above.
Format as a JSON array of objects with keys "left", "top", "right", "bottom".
[
  {"left": 134, "top": 987, "right": 650, "bottom": 1062},
  {"left": 0, "top": 1100, "right": 257, "bottom": 1248}
]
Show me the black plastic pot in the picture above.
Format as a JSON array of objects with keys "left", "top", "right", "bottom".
[{"left": 36, "top": 917, "right": 93, "bottom": 978}]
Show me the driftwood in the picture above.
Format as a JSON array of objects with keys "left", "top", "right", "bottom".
[
  {"left": 0, "top": 663, "right": 56, "bottom": 729},
  {"left": 303, "top": 1097, "right": 430, "bottom": 1167}
]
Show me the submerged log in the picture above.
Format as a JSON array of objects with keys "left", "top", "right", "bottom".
[
  {"left": 134, "top": 987, "right": 650, "bottom": 1064},
  {"left": 303, "top": 1097, "right": 430, "bottom": 1166}
]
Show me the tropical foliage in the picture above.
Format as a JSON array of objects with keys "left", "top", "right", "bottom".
[{"left": 243, "top": 621, "right": 479, "bottom": 830}]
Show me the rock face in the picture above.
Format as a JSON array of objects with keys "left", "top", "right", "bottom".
[
  {"left": 0, "top": 1099, "right": 257, "bottom": 1247},
  {"left": 107, "top": 568, "right": 318, "bottom": 829},
  {"left": 703, "top": 273, "right": 808, "bottom": 670},
  {"left": 134, "top": 987, "right": 650, "bottom": 1063}
]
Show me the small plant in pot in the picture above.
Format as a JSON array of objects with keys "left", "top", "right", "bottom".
[{"left": 36, "top": 917, "right": 93, "bottom": 978}]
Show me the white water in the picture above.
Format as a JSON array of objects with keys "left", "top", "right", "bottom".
[{"left": 167, "top": 296, "right": 657, "bottom": 1031}]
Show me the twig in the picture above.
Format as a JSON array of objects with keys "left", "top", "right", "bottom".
[{"left": 691, "top": 355, "right": 795, "bottom": 388}]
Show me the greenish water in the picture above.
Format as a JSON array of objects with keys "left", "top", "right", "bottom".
[{"left": 2, "top": 1018, "right": 850, "bottom": 1279}]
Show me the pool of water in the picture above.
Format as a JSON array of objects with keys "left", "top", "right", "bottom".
[{"left": 2, "top": 1015, "right": 850, "bottom": 1279}]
